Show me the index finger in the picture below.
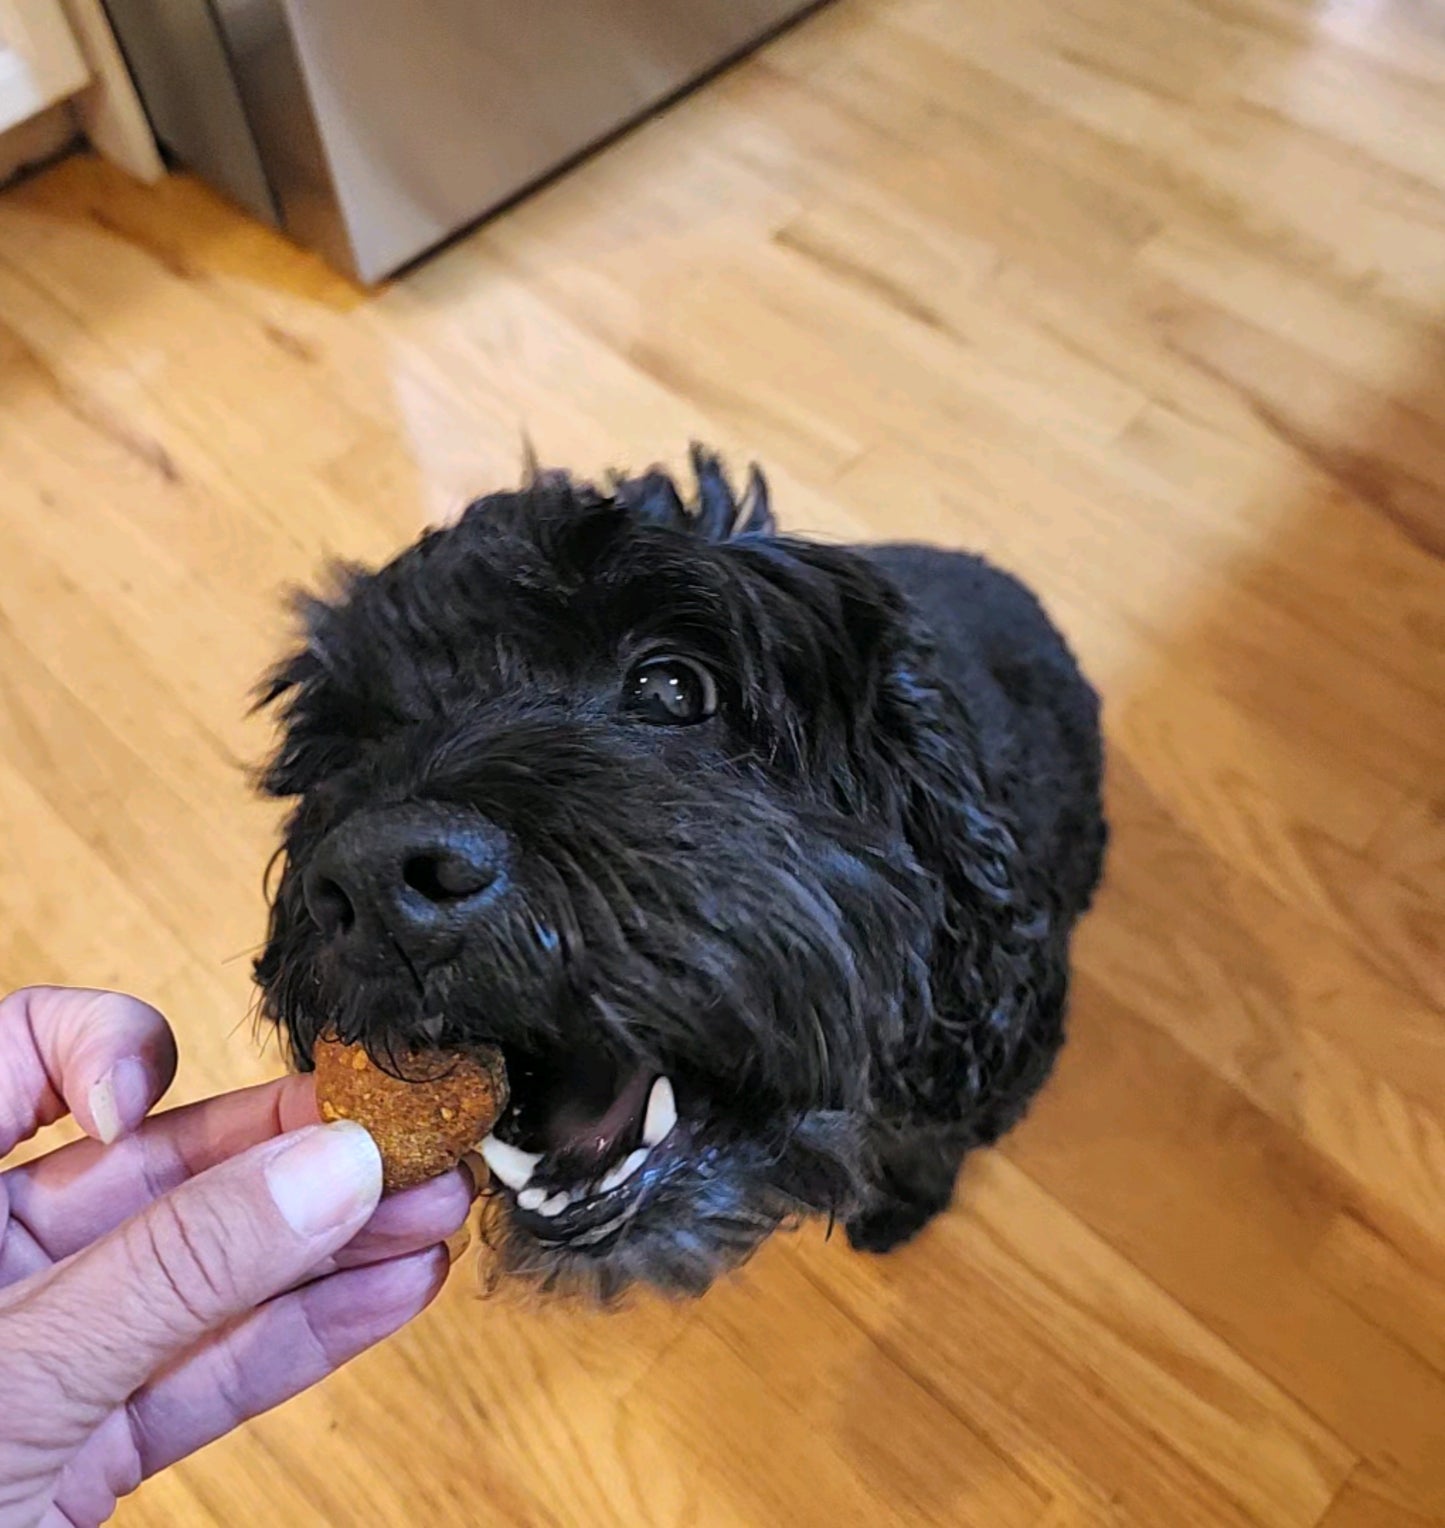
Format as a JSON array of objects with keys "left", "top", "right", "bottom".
[
  {"left": 5, "top": 1074, "right": 477, "bottom": 1273},
  {"left": 3, "top": 1072, "right": 320, "bottom": 1261},
  {"left": 0, "top": 987, "right": 178, "bottom": 1156}
]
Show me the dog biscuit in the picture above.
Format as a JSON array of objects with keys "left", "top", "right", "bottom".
[{"left": 313, "top": 1033, "right": 508, "bottom": 1192}]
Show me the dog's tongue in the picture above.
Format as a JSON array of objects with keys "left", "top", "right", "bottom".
[{"left": 541, "top": 1060, "right": 653, "bottom": 1169}]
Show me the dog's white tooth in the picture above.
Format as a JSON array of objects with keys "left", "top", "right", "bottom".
[
  {"left": 479, "top": 1135, "right": 542, "bottom": 1191},
  {"left": 537, "top": 1191, "right": 571, "bottom": 1218},
  {"left": 642, "top": 1076, "right": 677, "bottom": 1147},
  {"left": 516, "top": 1186, "right": 548, "bottom": 1211},
  {"left": 600, "top": 1147, "right": 650, "bottom": 1193}
]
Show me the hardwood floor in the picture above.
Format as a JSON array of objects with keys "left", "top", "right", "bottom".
[{"left": 1, "top": 0, "right": 1443, "bottom": 1521}]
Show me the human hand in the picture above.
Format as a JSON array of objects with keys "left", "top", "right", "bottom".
[{"left": 0, "top": 987, "right": 474, "bottom": 1528}]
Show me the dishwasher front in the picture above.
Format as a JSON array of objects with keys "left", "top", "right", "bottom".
[{"left": 101, "top": 0, "right": 825, "bottom": 280}]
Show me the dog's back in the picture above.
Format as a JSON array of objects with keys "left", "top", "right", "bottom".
[{"left": 863, "top": 544, "right": 1106, "bottom": 920}]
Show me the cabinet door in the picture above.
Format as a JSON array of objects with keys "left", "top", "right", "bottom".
[{"left": 0, "top": 0, "right": 89, "bottom": 134}]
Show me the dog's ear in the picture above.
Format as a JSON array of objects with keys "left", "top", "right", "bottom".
[
  {"left": 878, "top": 642, "right": 1068, "bottom": 1115},
  {"left": 612, "top": 444, "right": 775, "bottom": 543},
  {"left": 253, "top": 569, "right": 374, "bottom": 798},
  {"left": 884, "top": 655, "right": 1026, "bottom": 913}
]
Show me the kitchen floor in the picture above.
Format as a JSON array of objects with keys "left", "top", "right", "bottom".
[{"left": 1, "top": 0, "right": 1442, "bottom": 1522}]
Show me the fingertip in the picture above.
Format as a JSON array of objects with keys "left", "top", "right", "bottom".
[
  {"left": 418, "top": 1240, "right": 453, "bottom": 1291},
  {"left": 366, "top": 1242, "right": 452, "bottom": 1336},
  {"left": 427, "top": 1162, "right": 479, "bottom": 1213},
  {"left": 302, "top": 1244, "right": 452, "bottom": 1359},
  {"left": 366, "top": 1242, "right": 453, "bottom": 1313},
  {"left": 276, "top": 1070, "right": 325, "bottom": 1133},
  {"left": 61, "top": 990, "right": 178, "bottom": 1142},
  {"left": 403, "top": 1243, "right": 453, "bottom": 1317},
  {"left": 354, "top": 1166, "right": 475, "bottom": 1253},
  {"left": 393, "top": 1163, "right": 475, "bottom": 1210},
  {"left": 420, "top": 1166, "right": 477, "bottom": 1236},
  {"left": 265, "top": 1120, "right": 385, "bottom": 1240},
  {"left": 86, "top": 1055, "right": 165, "bottom": 1144}
]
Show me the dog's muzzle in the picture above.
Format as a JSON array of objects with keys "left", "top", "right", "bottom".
[{"left": 300, "top": 799, "right": 689, "bottom": 1248}]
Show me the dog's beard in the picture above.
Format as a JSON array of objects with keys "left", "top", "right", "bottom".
[{"left": 258, "top": 724, "right": 937, "bottom": 1299}]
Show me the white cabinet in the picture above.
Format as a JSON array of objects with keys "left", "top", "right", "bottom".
[{"left": 0, "top": 0, "right": 89, "bottom": 135}]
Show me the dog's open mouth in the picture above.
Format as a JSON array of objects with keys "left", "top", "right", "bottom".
[{"left": 478, "top": 1040, "right": 684, "bottom": 1248}]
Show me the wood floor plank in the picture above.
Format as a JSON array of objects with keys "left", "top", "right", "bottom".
[
  {"left": 783, "top": 1154, "right": 1353, "bottom": 1526},
  {"left": 661, "top": 1241, "right": 1052, "bottom": 1526},
  {"left": 1004, "top": 979, "right": 1445, "bottom": 1518}
]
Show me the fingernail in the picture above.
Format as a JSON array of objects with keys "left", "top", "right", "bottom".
[
  {"left": 446, "top": 1223, "right": 473, "bottom": 1265},
  {"left": 266, "top": 1122, "right": 383, "bottom": 1238},
  {"left": 460, "top": 1151, "right": 484, "bottom": 1199},
  {"left": 89, "top": 1058, "right": 150, "bottom": 1145}
]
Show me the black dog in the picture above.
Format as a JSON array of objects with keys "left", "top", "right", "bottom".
[{"left": 254, "top": 450, "right": 1105, "bottom": 1299}]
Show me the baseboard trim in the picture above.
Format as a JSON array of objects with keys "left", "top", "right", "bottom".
[{"left": 0, "top": 101, "right": 81, "bottom": 187}]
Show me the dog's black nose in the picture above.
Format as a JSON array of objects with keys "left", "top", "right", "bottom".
[{"left": 303, "top": 805, "right": 509, "bottom": 969}]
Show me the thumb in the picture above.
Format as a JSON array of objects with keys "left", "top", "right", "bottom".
[{"left": 5, "top": 1121, "right": 382, "bottom": 1438}]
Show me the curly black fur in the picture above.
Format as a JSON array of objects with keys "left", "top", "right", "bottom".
[{"left": 254, "top": 448, "right": 1105, "bottom": 1299}]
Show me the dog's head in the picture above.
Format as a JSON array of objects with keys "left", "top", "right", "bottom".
[{"left": 255, "top": 451, "right": 1001, "bottom": 1297}]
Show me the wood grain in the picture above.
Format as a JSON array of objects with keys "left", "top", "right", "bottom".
[{"left": 1, "top": 0, "right": 1442, "bottom": 1520}]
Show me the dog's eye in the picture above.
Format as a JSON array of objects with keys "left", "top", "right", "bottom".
[{"left": 623, "top": 656, "right": 718, "bottom": 725}]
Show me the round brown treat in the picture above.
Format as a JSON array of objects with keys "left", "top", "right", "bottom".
[{"left": 312, "top": 1035, "right": 508, "bottom": 1193}]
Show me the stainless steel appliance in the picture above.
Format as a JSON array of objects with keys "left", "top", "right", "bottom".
[{"left": 101, "top": 0, "right": 823, "bottom": 281}]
